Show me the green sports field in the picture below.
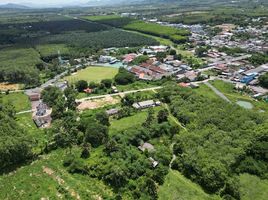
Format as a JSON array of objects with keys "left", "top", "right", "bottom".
[{"left": 63, "top": 66, "right": 119, "bottom": 83}]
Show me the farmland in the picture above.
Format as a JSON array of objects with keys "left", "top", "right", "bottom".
[
  {"left": 0, "top": 47, "right": 42, "bottom": 87},
  {"left": 39, "top": 29, "right": 159, "bottom": 49},
  {"left": 62, "top": 66, "right": 119, "bottom": 83},
  {"left": 83, "top": 15, "right": 190, "bottom": 43},
  {"left": 35, "top": 44, "right": 70, "bottom": 60},
  {"left": 124, "top": 21, "right": 190, "bottom": 43},
  {"left": 0, "top": 13, "right": 158, "bottom": 87},
  {"left": 82, "top": 15, "right": 135, "bottom": 27}
]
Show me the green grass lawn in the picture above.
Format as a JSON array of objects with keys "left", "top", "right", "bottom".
[
  {"left": 159, "top": 170, "right": 221, "bottom": 200},
  {"left": 2, "top": 92, "right": 31, "bottom": 112},
  {"left": 0, "top": 149, "right": 115, "bottom": 200},
  {"left": 239, "top": 173, "right": 268, "bottom": 200},
  {"left": 63, "top": 66, "right": 118, "bottom": 84}
]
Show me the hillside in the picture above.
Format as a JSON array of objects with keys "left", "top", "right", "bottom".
[{"left": 0, "top": 3, "right": 30, "bottom": 9}]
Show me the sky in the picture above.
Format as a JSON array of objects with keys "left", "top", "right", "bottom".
[{"left": 0, "top": 0, "right": 91, "bottom": 6}]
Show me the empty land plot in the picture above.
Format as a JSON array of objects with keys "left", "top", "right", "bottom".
[
  {"left": 35, "top": 44, "right": 70, "bottom": 59},
  {"left": 77, "top": 96, "right": 120, "bottom": 111},
  {"left": 109, "top": 111, "right": 148, "bottom": 136},
  {"left": 158, "top": 170, "right": 221, "bottom": 200},
  {"left": 0, "top": 82, "right": 22, "bottom": 91},
  {"left": 1, "top": 92, "right": 31, "bottom": 112},
  {"left": 63, "top": 66, "right": 119, "bottom": 83}
]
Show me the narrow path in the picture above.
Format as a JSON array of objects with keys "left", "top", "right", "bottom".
[
  {"left": 16, "top": 110, "right": 33, "bottom": 115},
  {"left": 204, "top": 82, "right": 231, "bottom": 103},
  {"left": 169, "top": 142, "right": 177, "bottom": 169},
  {"left": 164, "top": 103, "right": 186, "bottom": 131}
]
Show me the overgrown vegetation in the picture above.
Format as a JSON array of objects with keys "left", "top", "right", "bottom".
[{"left": 158, "top": 83, "right": 268, "bottom": 199}]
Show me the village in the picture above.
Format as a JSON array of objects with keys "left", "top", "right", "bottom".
[
  {"left": 9, "top": 11, "right": 265, "bottom": 130},
  {"left": 23, "top": 38, "right": 268, "bottom": 128}
]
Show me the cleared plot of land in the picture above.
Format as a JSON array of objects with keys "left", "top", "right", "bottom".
[
  {"left": 63, "top": 66, "right": 119, "bottom": 83},
  {"left": 158, "top": 170, "right": 221, "bottom": 200},
  {"left": 0, "top": 149, "right": 115, "bottom": 200},
  {"left": 77, "top": 96, "right": 120, "bottom": 111},
  {"left": 109, "top": 111, "right": 148, "bottom": 135},
  {"left": 1, "top": 92, "right": 31, "bottom": 112},
  {"left": 109, "top": 106, "right": 162, "bottom": 136},
  {"left": 0, "top": 82, "right": 22, "bottom": 91},
  {"left": 35, "top": 44, "right": 70, "bottom": 58},
  {"left": 239, "top": 173, "right": 268, "bottom": 200}
]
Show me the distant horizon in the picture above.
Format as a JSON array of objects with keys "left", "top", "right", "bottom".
[{"left": 0, "top": 0, "right": 91, "bottom": 7}]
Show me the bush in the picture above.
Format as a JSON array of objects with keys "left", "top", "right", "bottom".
[
  {"left": 75, "top": 80, "right": 88, "bottom": 92},
  {"left": 114, "top": 68, "right": 135, "bottom": 85}
]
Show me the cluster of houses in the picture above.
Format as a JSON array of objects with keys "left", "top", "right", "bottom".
[
  {"left": 99, "top": 45, "right": 210, "bottom": 83},
  {"left": 190, "top": 22, "right": 268, "bottom": 53},
  {"left": 205, "top": 49, "right": 268, "bottom": 96}
]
